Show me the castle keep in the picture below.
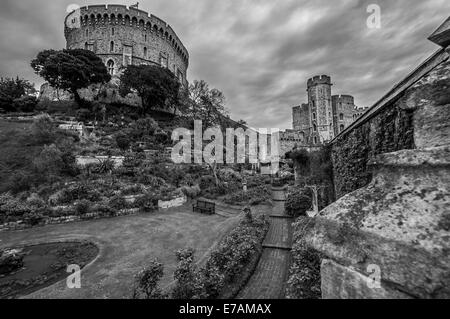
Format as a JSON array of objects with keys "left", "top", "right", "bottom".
[
  {"left": 291, "top": 75, "right": 368, "bottom": 145},
  {"left": 65, "top": 4, "right": 189, "bottom": 86},
  {"left": 40, "top": 4, "right": 189, "bottom": 105}
]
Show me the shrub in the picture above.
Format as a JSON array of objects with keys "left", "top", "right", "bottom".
[
  {"left": 13, "top": 95, "right": 38, "bottom": 113},
  {"left": 133, "top": 260, "right": 166, "bottom": 299},
  {"left": 93, "top": 203, "right": 117, "bottom": 217},
  {"left": 285, "top": 187, "right": 312, "bottom": 217},
  {"left": 31, "top": 113, "right": 55, "bottom": 144},
  {"left": 199, "top": 175, "right": 215, "bottom": 190},
  {"left": 135, "top": 193, "right": 158, "bottom": 212},
  {"left": 116, "top": 134, "right": 131, "bottom": 151},
  {"left": 223, "top": 185, "right": 271, "bottom": 206},
  {"left": 180, "top": 185, "right": 201, "bottom": 199},
  {"left": 74, "top": 200, "right": 92, "bottom": 216},
  {"left": 33, "top": 144, "right": 64, "bottom": 176},
  {"left": 172, "top": 248, "right": 199, "bottom": 299},
  {"left": 286, "top": 217, "right": 323, "bottom": 299},
  {"left": 108, "top": 195, "right": 127, "bottom": 211},
  {"left": 0, "top": 249, "right": 25, "bottom": 275}
]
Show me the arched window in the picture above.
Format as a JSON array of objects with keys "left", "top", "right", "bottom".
[
  {"left": 340, "top": 124, "right": 345, "bottom": 132},
  {"left": 132, "top": 17, "right": 138, "bottom": 27},
  {"left": 110, "top": 41, "right": 114, "bottom": 52},
  {"left": 85, "top": 29, "right": 89, "bottom": 37},
  {"left": 107, "top": 60, "right": 115, "bottom": 76},
  {"left": 144, "top": 34, "right": 147, "bottom": 42},
  {"left": 112, "top": 28, "right": 115, "bottom": 36},
  {"left": 313, "top": 124, "right": 317, "bottom": 132},
  {"left": 339, "top": 113, "right": 344, "bottom": 121},
  {"left": 312, "top": 112, "right": 316, "bottom": 120},
  {"left": 314, "top": 137, "right": 318, "bottom": 144},
  {"left": 143, "top": 47, "right": 148, "bottom": 59},
  {"left": 153, "top": 25, "right": 158, "bottom": 33}
]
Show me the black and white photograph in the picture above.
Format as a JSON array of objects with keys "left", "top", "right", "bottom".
[{"left": 0, "top": 0, "right": 449, "bottom": 306}]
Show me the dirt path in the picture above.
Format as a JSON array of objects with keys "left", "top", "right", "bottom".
[{"left": 237, "top": 200, "right": 293, "bottom": 299}]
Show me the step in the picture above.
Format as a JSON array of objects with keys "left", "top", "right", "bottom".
[{"left": 262, "top": 243, "right": 292, "bottom": 251}]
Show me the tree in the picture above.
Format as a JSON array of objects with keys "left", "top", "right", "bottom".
[
  {"left": 0, "top": 77, "right": 36, "bottom": 112},
  {"left": 188, "top": 80, "right": 228, "bottom": 127},
  {"left": 119, "top": 65, "right": 180, "bottom": 114},
  {"left": 31, "top": 49, "right": 111, "bottom": 107}
]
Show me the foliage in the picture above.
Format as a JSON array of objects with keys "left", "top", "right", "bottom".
[
  {"left": 285, "top": 187, "right": 312, "bottom": 218},
  {"left": 223, "top": 185, "right": 271, "bottom": 206},
  {"left": 172, "top": 248, "right": 199, "bottom": 299},
  {"left": 0, "top": 77, "right": 36, "bottom": 112},
  {"left": 180, "top": 185, "right": 201, "bottom": 199},
  {"left": 108, "top": 195, "right": 127, "bottom": 211},
  {"left": 133, "top": 260, "right": 166, "bottom": 299},
  {"left": 119, "top": 65, "right": 180, "bottom": 114},
  {"left": 31, "top": 114, "right": 56, "bottom": 144},
  {"left": 135, "top": 193, "right": 158, "bottom": 212},
  {"left": 115, "top": 133, "right": 131, "bottom": 151},
  {"left": 187, "top": 80, "right": 228, "bottom": 127},
  {"left": 0, "top": 249, "right": 25, "bottom": 275},
  {"left": 129, "top": 117, "right": 159, "bottom": 139},
  {"left": 31, "top": 49, "right": 111, "bottom": 106},
  {"left": 286, "top": 217, "right": 323, "bottom": 299},
  {"left": 33, "top": 144, "right": 64, "bottom": 176},
  {"left": 74, "top": 199, "right": 92, "bottom": 216},
  {"left": 164, "top": 215, "right": 268, "bottom": 299}
]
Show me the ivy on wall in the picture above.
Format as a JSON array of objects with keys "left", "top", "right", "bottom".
[{"left": 331, "top": 96, "right": 415, "bottom": 199}]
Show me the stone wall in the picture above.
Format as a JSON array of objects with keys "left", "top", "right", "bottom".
[
  {"left": 296, "top": 20, "right": 450, "bottom": 299},
  {"left": 65, "top": 4, "right": 189, "bottom": 84}
]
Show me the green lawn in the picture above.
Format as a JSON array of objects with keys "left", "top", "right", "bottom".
[{"left": 0, "top": 205, "right": 243, "bottom": 299}]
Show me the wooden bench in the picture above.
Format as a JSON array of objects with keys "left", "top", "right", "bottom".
[{"left": 193, "top": 200, "right": 216, "bottom": 215}]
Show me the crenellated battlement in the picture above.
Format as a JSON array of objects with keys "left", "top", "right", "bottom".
[
  {"left": 65, "top": 4, "right": 189, "bottom": 63},
  {"left": 332, "top": 95, "right": 354, "bottom": 104},
  {"left": 307, "top": 75, "right": 332, "bottom": 88}
]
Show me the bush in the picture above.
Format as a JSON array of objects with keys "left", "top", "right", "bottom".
[
  {"left": 135, "top": 193, "right": 158, "bottom": 212},
  {"left": 31, "top": 113, "right": 55, "bottom": 144},
  {"left": 33, "top": 144, "right": 64, "bottom": 176},
  {"left": 286, "top": 217, "right": 323, "bottom": 299},
  {"left": 13, "top": 95, "right": 38, "bottom": 113},
  {"left": 108, "top": 195, "right": 127, "bottom": 211},
  {"left": 74, "top": 200, "right": 92, "bottom": 216},
  {"left": 223, "top": 185, "right": 271, "bottom": 206},
  {"left": 116, "top": 134, "right": 131, "bottom": 151},
  {"left": 172, "top": 248, "right": 199, "bottom": 299},
  {"left": 133, "top": 260, "right": 166, "bottom": 299},
  {"left": 180, "top": 185, "right": 201, "bottom": 199},
  {"left": 0, "top": 249, "right": 25, "bottom": 275},
  {"left": 93, "top": 203, "right": 117, "bottom": 217},
  {"left": 285, "top": 188, "right": 312, "bottom": 217}
]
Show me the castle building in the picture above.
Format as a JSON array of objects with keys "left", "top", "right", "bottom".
[
  {"left": 292, "top": 75, "right": 368, "bottom": 145},
  {"left": 64, "top": 4, "right": 189, "bottom": 86}
]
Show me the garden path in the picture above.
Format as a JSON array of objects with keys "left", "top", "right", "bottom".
[{"left": 237, "top": 200, "right": 293, "bottom": 299}]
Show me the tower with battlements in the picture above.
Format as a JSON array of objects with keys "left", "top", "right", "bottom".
[{"left": 64, "top": 4, "right": 189, "bottom": 86}]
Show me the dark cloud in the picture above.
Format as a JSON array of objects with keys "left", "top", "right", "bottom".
[{"left": 0, "top": 0, "right": 448, "bottom": 129}]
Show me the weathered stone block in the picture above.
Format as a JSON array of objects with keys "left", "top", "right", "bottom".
[{"left": 321, "top": 259, "right": 412, "bottom": 299}]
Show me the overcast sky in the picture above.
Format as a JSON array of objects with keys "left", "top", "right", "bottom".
[{"left": 0, "top": 0, "right": 448, "bottom": 129}]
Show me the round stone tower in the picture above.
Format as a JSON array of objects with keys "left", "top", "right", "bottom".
[
  {"left": 64, "top": 4, "right": 189, "bottom": 86},
  {"left": 307, "top": 75, "right": 333, "bottom": 143}
]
